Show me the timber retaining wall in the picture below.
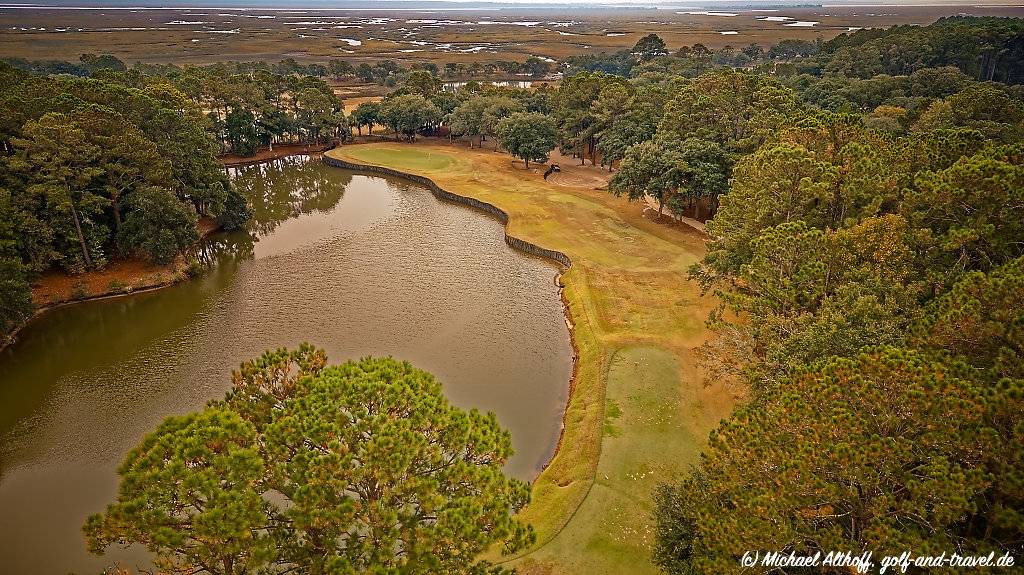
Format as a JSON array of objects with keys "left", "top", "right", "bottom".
[{"left": 322, "top": 155, "right": 573, "bottom": 269}]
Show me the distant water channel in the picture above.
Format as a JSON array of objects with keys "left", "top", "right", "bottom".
[
  {"left": 0, "top": 155, "right": 573, "bottom": 573},
  {"left": 443, "top": 80, "right": 533, "bottom": 91}
]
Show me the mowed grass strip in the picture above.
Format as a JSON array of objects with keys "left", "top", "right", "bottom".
[
  {"left": 326, "top": 142, "right": 733, "bottom": 574},
  {"left": 515, "top": 346, "right": 729, "bottom": 574}
]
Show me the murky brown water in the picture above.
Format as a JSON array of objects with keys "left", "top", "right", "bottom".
[{"left": 0, "top": 156, "right": 572, "bottom": 573}]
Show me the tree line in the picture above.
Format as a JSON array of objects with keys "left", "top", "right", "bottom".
[
  {"left": 348, "top": 70, "right": 559, "bottom": 169},
  {"left": 569, "top": 17, "right": 1024, "bottom": 85},
  {"left": 655, "top": 111, "right": 1023, "bottom": 575},
  {"left": 4, "top": 52, "right": 553, "bottom": 93},
  {"left": 356, "top": 23, "right": 1019, "bottom": 226},
  {"left": 821, "top": 16, "right": 1024, "bottom": 83},
  {"left": 117, "top": 63, "right": 349, "bottom": 157}
]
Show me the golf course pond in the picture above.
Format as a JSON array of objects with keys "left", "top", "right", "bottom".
[{"left": 0, "top": 155, "right": 574, "bottom": 573}]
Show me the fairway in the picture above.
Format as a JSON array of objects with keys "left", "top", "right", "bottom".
[
  {"left": 518, "top": 347, "right": 725, "bottom": 574},
  {"left": 328, "top": 142, "right": 735, "bottom": 574}
]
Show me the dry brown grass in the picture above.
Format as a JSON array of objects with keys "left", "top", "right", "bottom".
[
  {"left": 4, "top": 5, "right": 1020, "bottom": 65},
  {"left": 32, "top": 257, "right": 181, "bottom": 307}
]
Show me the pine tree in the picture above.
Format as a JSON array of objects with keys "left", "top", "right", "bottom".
[
  {"left": 654, "top": 347, "right": 1011, "bottom": 575},
  {"left": 85, "top": 347, "right": 534, "bottom": 574}
]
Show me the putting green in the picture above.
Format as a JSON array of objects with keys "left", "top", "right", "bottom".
[{"left": 342, "top": 145, "right": 453, "bottom": 172}]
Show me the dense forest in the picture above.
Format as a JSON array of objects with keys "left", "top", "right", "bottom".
[
  {"left": 542, "top": 18, "right": 1024, "bottom": 570},
  {"left": 1, "top": 14, "right": 1022, "bottom": 573},
  {"left": 656, "top": 117, "right": 1023, "bottom": 572},
  {"left": 568, "top": 16, "right": 1024, "bottom": 83},
  {"left": 4, "top": 52, "right": 554, "bottom": 88},
  {"left": 0, "top": 63, "right": 255, "bottom": 337}
]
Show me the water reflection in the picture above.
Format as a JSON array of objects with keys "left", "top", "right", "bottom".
[
  {"left": 0, "top": 156, "right": 572, "bottom": 573},
  {"left": 231, "top": 156, "right": 351, "bottom": 236},
  {"left": 443, "top": 80, "right": 534, "bottom": 91}
]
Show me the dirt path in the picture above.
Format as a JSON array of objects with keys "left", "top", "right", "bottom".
[
  {"left": 642, "top": 196, "right": 707, "bottom": 234},
  {"left": 543, "top": 150, "right": 613, "bottom": 189}
]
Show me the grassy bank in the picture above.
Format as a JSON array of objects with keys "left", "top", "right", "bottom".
[{"left": 326, "top": 142, "right": 734, "bottom": 574}]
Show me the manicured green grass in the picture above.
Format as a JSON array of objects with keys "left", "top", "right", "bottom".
[
  {"left": 342, "top": 144, "right": 454, "bottom": 172},
  {"left": 515, "top": 347, "right": 724, "bottom": 574},
  {"left": 327, "top": 142, "right": 734, "bottom": 575}
]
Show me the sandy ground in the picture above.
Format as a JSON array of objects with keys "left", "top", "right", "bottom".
[
  {"left": 543, "top": 150, "right": 614, "bottom": 189},
  {"left": 32, "top": 256, "right": 182, "bottom": 308},
  {"left": 478, "top": 144, "right": 708, "bottom": 234},
  {"left": 30, "top": 217, "right": 219, "bottom": 308},
  {"left": 341, "top": 95, "right": 383, "bottom": 113}
]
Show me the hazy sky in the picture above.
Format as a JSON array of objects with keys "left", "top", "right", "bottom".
[{"left": 8, "top": 0, "right": 1023, "bottom": 6}]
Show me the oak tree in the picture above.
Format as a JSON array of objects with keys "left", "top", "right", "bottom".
[{"left": 495, "top": 112, "right": 557, "bottom": 168}]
